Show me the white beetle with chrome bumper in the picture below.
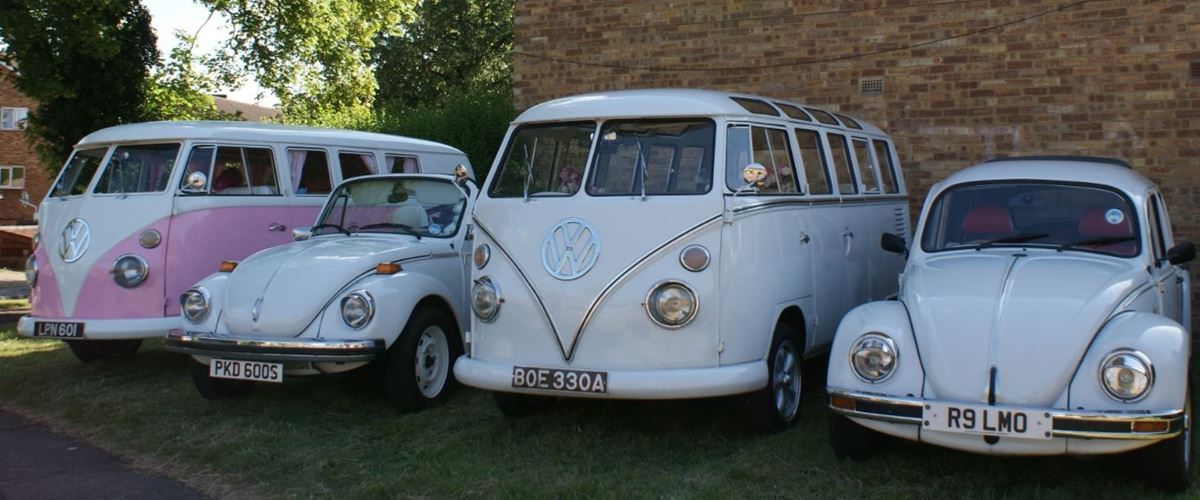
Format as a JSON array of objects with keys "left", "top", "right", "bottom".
[
  {"left": 165, "top": 170, "right": 476, "bottom": 411},
  {"left": 826, "top": 156, "right": 1195, "bottom": 491}
]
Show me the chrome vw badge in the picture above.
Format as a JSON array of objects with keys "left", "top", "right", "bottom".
[
  {"left": 542, "top": 217, "right": 600, "bottom": 280},
  {"left": 58, "top": 218, "right": 91, "bottom": 263}
]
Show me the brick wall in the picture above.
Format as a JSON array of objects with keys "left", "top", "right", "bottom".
[
  {"left": 0, "top": 67, "right": 50, "bottom": 225},
  {"left": 514, "top": 0, "right": 1200, "bottom": 325}
]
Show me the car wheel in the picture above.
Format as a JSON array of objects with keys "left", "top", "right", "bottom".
[
  {"left": 383, "top": 307, "right": 460, "bottom": 412},
  {"left": 829, "top": 414, "right": 877, "bottom": 461},
  {"left": 493, "top": 391, "right": 556, "bottom": 417},
  {"left": 743, "top": 322, "right": 803, "bottom": 433},
  {"left": 65, "top": 339, "right": 142, "bottom": 363},
  {"left": 1141, "top": 387, "right": 1193, "bottom": 491},
  {"left": 189, "top": 359, "right": 251, "bottom": 400}
]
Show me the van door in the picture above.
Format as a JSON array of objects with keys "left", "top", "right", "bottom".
[
  {"left": 825, "top": 132, "right": 870, "bottom": 307},
  {"left": 793, "top": 128, "right": 842, "bottom": 346}
]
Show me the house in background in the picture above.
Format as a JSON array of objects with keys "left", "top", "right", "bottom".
[{"left": 0, "top": 64, "right": 44, "bottom": 226}]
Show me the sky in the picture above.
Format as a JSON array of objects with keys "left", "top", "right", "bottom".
[{"left": 142, "top": 0, "right": 279, "bottom": 106}]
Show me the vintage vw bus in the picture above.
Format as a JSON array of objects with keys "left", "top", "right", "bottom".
[
  {"left": 826, "top": 157, "right": 1194, "bottom": 490},
  {"left": 163, "top": 170, "right": 475, "bottom": 409},
  {"left": 20, "top": 121, "right": 468, "bottom": 363},
  {"left": 454, "top": 89, "right": 909, "bottom": 430}
]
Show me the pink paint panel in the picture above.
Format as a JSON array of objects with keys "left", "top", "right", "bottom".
[
  {"left": 71, "top": 218, "right": 172, "bottom": 318},
  {"left": 29, "top": 245, "right": 63, "bottom": 318}
]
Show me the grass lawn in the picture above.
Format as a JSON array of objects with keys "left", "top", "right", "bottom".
[
  {"left": 0, "top": 299, "right": 29, "bottom": 311},
  {"left": 0, "top": 329, "right": 1194, "bottom": 498}
]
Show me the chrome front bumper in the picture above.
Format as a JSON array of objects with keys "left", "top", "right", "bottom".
[
  {"left": 164, "top": 331, "right": 385, "bottom": 363},
  {"left": 828, "top": 390, "right": 1185, "bottom": 440}
]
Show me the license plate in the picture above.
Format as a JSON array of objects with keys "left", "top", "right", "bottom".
[
  {"left": 512, "top": 366, "right": 608, "bottom": 394},
  {"left": 34, "top": 321, "right": 85, "bottom": 339},
  {"left": 925, "top": 402, "right": 1051, "bottom": 440},
  {"left": 209, "top": 359, "right": 283, "bottom": 383}
]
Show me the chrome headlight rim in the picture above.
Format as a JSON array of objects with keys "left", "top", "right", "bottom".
[
  {"left": 471, "top": 276, "right": 502, "bottom": 323},
  {"left": 340, "top": 290, "right": 375, "bottom": 330},
  {"left": 111, "top": 253, "right": 149, "bottom": 288},
  {"left": 849, "top": 332, "right": 898, "bottom": 384},
  {"left": 1099, "top": 349, "right": 1154, "bottom": 403},
  {"left": 139, "top": 229, "right": 162, "bottom": 249},
  {"left": 644, "top": 279, "right": 700, "bottom": 329},
  {"left": 180, "top": 287, "right": 210, "bottom": 324},
  {"left": 678, "top": 244, "right": 711, "bottom": 272},
  {"left": 24, "top": 254, "right": 36, "bottom": 287}
]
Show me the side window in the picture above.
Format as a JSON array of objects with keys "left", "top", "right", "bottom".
[
  {"left": 851, "top": 138, "right": 880, "bottom": 193},
  {"left": 826, "top": 133, "right": 858, "bottom": 194},
  {"left": 1148, "top": 194, "right": 1167, "bottom": 261},
  {"left": 872, "top": 139, "right": 900, "bottom": 194},
  {"left": 182, "top": 145, "right": 278, "bottom": 195},
  {"left": 794, "top": 129, "right": 831, "bottom": 195},
  {"left": 386, "top": 154, "right": 419, "bottom": 173},
  {"left": 288, "top": 149, "right": 332, "bottom": 196},
  {"left": 725, "top": 126, "right": 797, "bottom": 194},
  {"left": 338, "top": 151, "right": 376, "bottom": 180}
]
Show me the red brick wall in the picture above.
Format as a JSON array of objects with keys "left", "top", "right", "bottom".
[
  {"left": 514, "top": 0, "right": 1200, "bottom": 324},
  {"left": 0, "top": 68, "right": 51, "bottom": 225}
]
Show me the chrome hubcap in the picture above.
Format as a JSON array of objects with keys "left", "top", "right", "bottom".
[
  {"left": 772, "top": 339, "right": 801, "bottom": 421},
  {"left": 414, "top": 325, "right": 450, "bottom": 398}
]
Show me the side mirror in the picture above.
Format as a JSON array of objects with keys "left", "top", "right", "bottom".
[
  {"left": 293, "top": 227, "right": 312, "bottom": 242},
  {"left": 183, "top": 171, "right": 208, "bottom": 192},
  {"left": 1166, "top": 241, "right": 1195, "bottom": 266},
  {"left": 881, "top": 232, "right": 907, "bottom": 254}
]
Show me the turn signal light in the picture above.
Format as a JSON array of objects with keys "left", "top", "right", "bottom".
[
  {"left": 219, "top": 261, "right": 238, "bottom": 272},
  {"left": 376, "top": 262, "right": 402, "bottom": 275},
  {"left": 1132, "top": 420, "right": 1169, "bottom": 433},
  {"left": 830, "top": 394, "right": 856, "bottom": 411}
]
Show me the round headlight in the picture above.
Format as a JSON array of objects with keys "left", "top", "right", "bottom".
[
  {"left": 645, "top": 281, "right": 699, "bottom": 328},
  {"left": 850, "top": 333, "right": 897, "bottom": 383},
  {"left": 180, "top": 288, "right": 210, "bottom": 323},
  {"left": 340, "top": 291, "right": 375, "bottom": 329},
  {"left": 1100, "top": 350, "right": 1153, "bottom": 402},
  {"left": 24, "top": 254, "right": 36, "bottom": 287},
  {"left": 111, "top": 254, "right": 149, "bottom": 288},
  {"left": 474, "top": 244, "right": 491, "bottom": 270},
  {"left": 471, "top": 277, "right": 501, "bottom": 322}
]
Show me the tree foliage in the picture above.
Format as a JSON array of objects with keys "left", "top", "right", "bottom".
[
  {"left": 143, "top": 30, "right": 236, "bottom": 121},
  {"left": 0, "top": 0, "right": 159, "bottom": 170}
]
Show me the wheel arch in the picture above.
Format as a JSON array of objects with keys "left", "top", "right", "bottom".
[{"left": 776, "top": 305, "right": 808, "bottom": 353}]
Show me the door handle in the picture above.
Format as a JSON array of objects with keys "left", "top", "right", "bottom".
[
  {"left": 799, "top": 232, "right": 810, "bottom": 244},
  {"left": 268, "top": 223, "right": 287, "bottom": 232},
  {"left": 842, "top": 229, "right": 855, "bottom": 238}
]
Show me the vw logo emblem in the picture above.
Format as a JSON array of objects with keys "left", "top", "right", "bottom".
[
  {"left": 59, "top": 218, "right": 91, "bottom": 263},
  {"left": 542, "top": 218, "right": 600, "bottom": 281}
]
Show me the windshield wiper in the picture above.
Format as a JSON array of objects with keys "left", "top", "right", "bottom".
[
  {"left": 310, "top": 223, "right": 351, "bottom": 236},
  {"left": 975, "top": 232, "right": 1050, "bottom": 250},
  {"left": 358, "top": 222, "right": 422, "bottom": 240},
  {"left": 1058, "top": 235, "right": 1135, "bottom": 252}
]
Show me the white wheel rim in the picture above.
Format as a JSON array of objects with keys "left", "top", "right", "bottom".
[
  {"left": 414, "top": 325, "right": 451, "bottom": 398},
  {"left": 773, "top": 339, "right": 801, "bottom": 421}
]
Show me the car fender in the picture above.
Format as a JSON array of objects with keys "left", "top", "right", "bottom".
[
  {"left": 315, "top": 270, "right": 461, "bottom": 349},
  {"left": 1067, "top": 311, "right": 1190, "bottom": 412},
  {"left": 182, "top": 272, "right": 228, "bottom": 333},
  {"left": 826, "top": 300, "right": 925, "bottom": 396}
]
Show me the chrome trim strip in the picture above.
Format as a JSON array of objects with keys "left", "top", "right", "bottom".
[
  {"left": 473, "top": 219, "right": 567, "bottom": 359},
  {"left": 164, "top": 331, "right": 383, "bottom": 362},
  {"left": 727, "top": 195, "right": 907, "bottom": 215}
]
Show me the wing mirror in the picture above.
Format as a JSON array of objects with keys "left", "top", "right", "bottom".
[
  {"left": 1166, "top": 240, "right": 1195, "bottom": 265},
  {"left": 881, "top": 232, "right": 907, "bottom": 254},
  {"left": 18, "top": 190, "right": 36, "bottom": 209},
  {"left": 732, "top": 163, "right": 767, "bottom": 197},
  {"left": 292, "top": 226, "right": 312, "bottom": 242},
  {"left": 183, "top": 171, "right": 208, "bottom": 193}
]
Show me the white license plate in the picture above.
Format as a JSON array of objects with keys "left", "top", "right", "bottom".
[
  {"left": 512, "top": 366, "right": 608, "bottom": 394},
  {"left": 924, "top": 402, "right": 1051, "bottom": 440},
  {"left": 34, "top": 321, "right": 85, "bottom": 338},
  {"left": 209, "top": 359, "right": 283, "bottom": 383}
]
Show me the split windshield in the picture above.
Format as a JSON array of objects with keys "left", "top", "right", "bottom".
[
  {"left": 921, "top": 182, "right": 1140, "bottom": 257},
  {"left": 317, "top": 177, "right": 467, "bottom": 239},
  {"left": 92, "top": 143, "right": 181, "bottom": 194},
  {"left": 51, "top": 148, "right": 107, "bottom": 197}
]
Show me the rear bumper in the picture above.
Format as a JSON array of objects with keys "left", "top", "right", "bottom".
[
  {"left": 828, "top": 390, "right": 1185, "bottom": 441},
  {"left": 163, "top": 331, "right": 385, "bottom": 363},
  {"left": 453, "top": 356, "right": 767, "bottom": 399},
  {"left": 17, "top": 315, "right": 179, "bottom": 340}
]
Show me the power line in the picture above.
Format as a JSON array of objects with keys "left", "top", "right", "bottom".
[{"left": 514, "top": 0, "right": 1094, "bottom": 73}]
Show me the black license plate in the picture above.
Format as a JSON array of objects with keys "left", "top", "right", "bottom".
[
  {"left": 512, "top": 366, "right": 608, "bottom": 394},
  {"left": 34, "top": 321, "right": 85, "bottom": 339}
]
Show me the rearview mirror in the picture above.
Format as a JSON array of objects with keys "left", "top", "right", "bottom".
[
  {"left": 881, "top": 232, "right": 907, "bottom": 254},
  {"left": 183, "top": 171, "right": 208, "bottom": 192},
  {"left": 293, "top": 226, "right": 312, "bottom": 242},
  {"left": 1167, "top": 241, "right": 1195, "bottom": 265}
]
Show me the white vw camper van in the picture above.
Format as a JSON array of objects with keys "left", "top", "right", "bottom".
[{"left": 454, "top": 89, "right": 909, "bottom": 430}]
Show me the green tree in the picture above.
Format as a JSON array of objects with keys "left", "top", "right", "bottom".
[
  {"left": 143, "top": 30, "right": 236, "bottom": 121},
  {"left": 0, "top": 0, "right": 159, "bottom": 170}
]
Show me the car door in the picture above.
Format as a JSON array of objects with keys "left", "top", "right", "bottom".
[{"left": 1147, "top": 192, "right": 1185, "bottom": 323}]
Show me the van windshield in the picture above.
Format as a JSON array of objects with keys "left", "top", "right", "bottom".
[
  {"left": 488, "top": 122, "right": 595, "bottom": 198},
  {"left": 93, "top": 143, "right": 180, "bottom": 194},
  {"left": 50, "top": 147, "right": 107, "bottom": 197},
  {"left": 587, "top": 119, "right": 714, "bottom": 196}
]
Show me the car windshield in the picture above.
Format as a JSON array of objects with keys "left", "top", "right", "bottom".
[
  {"left": 920, "top": 182, "right": 1140, "bottom": 257},
  {"left": 317, "top": 177, "right": 467, "bottom": 238}
]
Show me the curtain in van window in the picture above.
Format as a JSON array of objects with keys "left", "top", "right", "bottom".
[
  {"left": 289, "top": 150, "right": 307, "bottom": 192},
  {"left": 387, "top": 156, "right": 419, "bottom": 173},
  {"left": 360, "top": 154, "right": 377, "bottom": 174}
]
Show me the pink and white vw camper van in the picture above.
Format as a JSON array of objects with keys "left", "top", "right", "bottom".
[{"left": 18, "top": 121, "right": 470, "bottom": 362}]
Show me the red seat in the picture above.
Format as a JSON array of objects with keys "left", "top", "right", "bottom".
[
  {"left": 961, "top": 205, "right": 1013, "bottom": 241},
  {"left": 1077, "top": 207, "right": 1136, "bottom": 255}
]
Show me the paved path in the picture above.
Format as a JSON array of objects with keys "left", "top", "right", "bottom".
[{"left": 0, "top": 410, "right": 207, "bottom": 500}]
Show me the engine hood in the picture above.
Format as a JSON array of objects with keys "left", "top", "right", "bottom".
[
  {"left": 221, "top": 235, "right": 432, "bottom": 336},
  {"left": 904, "top": 249, "right": 1148, "bottom": 406}
]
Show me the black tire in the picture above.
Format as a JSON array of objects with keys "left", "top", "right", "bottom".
[
  {"left": 743, "top": 322, "right": 803, "bottom": 433},
  {"left": 66, "top": 339, "right": 142, "bottom": 363},
  {"left": 829, "top": 413, "right": 877, "bottom": 461},
  {"left": 189, "top": 360, "right": 251, "bottom": 400},
  {"left": 493, "top": 391, "right": 556, "bottom": 417},
  {"left": 1141, "top": 389, "right": 1193, "bottom": 491},
  {"left": 382, "top": 307, "right": 461, "bottom": 412}
]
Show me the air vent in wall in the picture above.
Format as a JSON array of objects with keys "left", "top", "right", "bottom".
[{"left": 860, "top": 78, "right": 884, "bottom": 95}]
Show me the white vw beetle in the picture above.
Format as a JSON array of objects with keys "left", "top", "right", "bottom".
[
  {"left": 826, "top": 156, "right": 1195, "bottom": 490},
  {"left": 165, "top": 168, "right": 476, "bottom": 410}
]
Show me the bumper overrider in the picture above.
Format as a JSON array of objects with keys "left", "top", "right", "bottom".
[
  {"left": 828, "top": 390, "right": 1185, "bottom": 440},
  {"left": 164, "top": 331, "right": 385, "bottom": 363}
]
